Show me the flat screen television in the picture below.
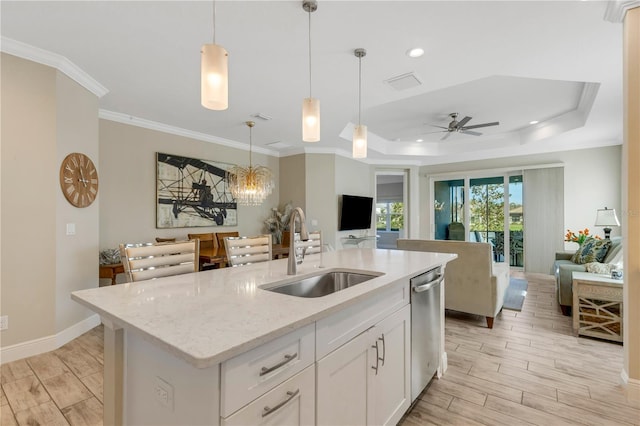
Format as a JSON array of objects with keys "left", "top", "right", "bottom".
[{"left": 339, "top": 194, "right": 374, "bottom": 231}]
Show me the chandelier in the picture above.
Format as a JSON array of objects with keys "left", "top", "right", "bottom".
[{"left": 227, "top": 121, "right": 274, "bottom": 206}]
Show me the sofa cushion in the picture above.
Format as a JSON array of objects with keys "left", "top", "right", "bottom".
[
  {"left": 604, "top": 239, "right": 623, "bottom": 265},
  {"left": 585, "top": 262, "right": 616, "bottom": 274},
  {"left": 570, "top": 237, "right": 612, "bottom": 264}
]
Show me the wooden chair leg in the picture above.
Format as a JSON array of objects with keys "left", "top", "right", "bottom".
[
  {"left": 560, "top": 305, "right": 572, "bottom": 316},
  {"left": 486, "top": 316, "right": 494, "bottom": 329}
]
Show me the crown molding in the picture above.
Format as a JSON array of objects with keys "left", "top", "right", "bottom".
[
  {"left": 1, "top": 37, "right": 108, "bottom": 98},
  {"left": 604, "top": 1, "right": 640, "bottom": 23},
  {"left": 99, "top": 110, "right": 279, "bottom": 157}
]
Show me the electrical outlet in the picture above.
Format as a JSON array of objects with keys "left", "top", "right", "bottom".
[
  {"left": 0, "top": 316, "right": 8, "bottom": 331},
  {"left": 154, "top": 376, "right": 174, "bottom": 411}
]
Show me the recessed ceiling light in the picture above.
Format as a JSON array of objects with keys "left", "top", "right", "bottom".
[
  {"left": 529, "top": 120, "right": 539, "bottom": 125},
  {"left": 416, "top": 138, "right": 424, "bottom": 142},
  {"left": 406, "top": 47, "right": 424, "bottom": 58}
]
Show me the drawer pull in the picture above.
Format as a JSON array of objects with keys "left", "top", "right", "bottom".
[
  {"left": 262, "top": 389, "right": 300, "bottom": 417},
  {"left": 259, "top": 353, "right": 298, "bottom": 376}
]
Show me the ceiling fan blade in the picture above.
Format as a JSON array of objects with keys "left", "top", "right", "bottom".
[
  {"left": 461, "top": 130, "right": 483, "bottom": 136},
  {"left": 456, "top": 116, "right": 472, "bottom": 128},
  {"left": 461, "top": 121, "right": 499, "bottom": 130},
  {"left": 440, "top": 132, "right": 452, "bottom": 141},
  {"left": 422, "top": 130, "right": 448, "bottom": 134},
  {"left": 428, "top": 125, "right": 449, "bottom": 129}
]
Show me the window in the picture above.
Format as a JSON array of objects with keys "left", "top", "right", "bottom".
[{"left": 376, "top": 202, "right": 404, "bottom": 231}]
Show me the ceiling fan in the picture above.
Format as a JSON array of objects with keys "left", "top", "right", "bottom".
[{"left": 427, "top": 113, "right": 500, "bottom": 140}]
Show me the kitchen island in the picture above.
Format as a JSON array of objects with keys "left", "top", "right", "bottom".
[{"left": 72, "top": 248, "right": 456, "bottom": 425}]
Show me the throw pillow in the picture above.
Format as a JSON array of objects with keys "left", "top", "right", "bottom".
[
  {"left": 571, "top": 237, "right": 612, "bottom": 264},
  {"left": 585, "top": 262, "right": 615, "bottom": 274}
]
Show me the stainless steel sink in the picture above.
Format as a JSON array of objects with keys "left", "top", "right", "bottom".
[{"left": 264, "top": 270, "right": 381, "bottom": 298}]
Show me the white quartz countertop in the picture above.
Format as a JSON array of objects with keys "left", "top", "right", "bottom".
[{"left": 72, "top": 248, "right": 456, "bottom": 368}]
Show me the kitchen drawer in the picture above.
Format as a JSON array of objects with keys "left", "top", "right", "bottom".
[
  {"left": 222, "top": 364, "right": 315, "bottom": 426},
  {"left": 220, "top": 323, "right": 315, "bottom": 417},
  {"left": 316, "top": 279, "right": 408, "bottom": 359}
]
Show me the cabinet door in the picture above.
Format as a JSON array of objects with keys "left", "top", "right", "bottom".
[
  {"left": 369, "top": 304, "right": 411, "bottom": 426},
  {"left": 222, "top": 365, "right": 314, "bottom": 426},
  {"left": 316, "top": 329, "right": 371, "bottom": 426}
]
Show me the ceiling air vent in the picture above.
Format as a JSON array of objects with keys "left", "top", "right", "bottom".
[{"left": 384, "top": 72, "right": 422, "bottom": 91}]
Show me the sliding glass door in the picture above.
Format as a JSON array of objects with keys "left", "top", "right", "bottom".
[
  {"left": 432, "top": 173, "right": 524, "bottom": 267},
  {"left": 470, "top": 177, "right": 505, "bottom": 260}
]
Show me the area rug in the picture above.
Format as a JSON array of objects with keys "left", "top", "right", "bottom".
[{"left": 503, "top": 278, "right": 528, "bottom": 311}]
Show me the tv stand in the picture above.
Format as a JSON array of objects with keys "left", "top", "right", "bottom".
[{"left": 340, "top": 235, "right": 378, "bottom": 247}]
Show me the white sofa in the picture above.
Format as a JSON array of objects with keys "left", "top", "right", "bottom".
[{"left": 397, "top": 239, "right": 510, "bottom": 328}]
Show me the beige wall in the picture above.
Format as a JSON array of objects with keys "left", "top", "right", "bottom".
[
  {"left": 98, "top": 120, "right": 280, "bottom": 252},
  {"left": 1, "top": 54, "right": 57, "bottom": 345},
  {"left": 55, "top": 73, "right": 100, "bottom": 331},
  {"left": 305, "top": 154, "right": 337, "bottom": 248},
  {"left": 1, "top": 53, "right": 99, "bottom": 347},
  {"left": 279, "top": 154, "right": 306, "bottom": 210},
  {"left": 418, "top": 145, "right": 623, "bottom": 245},
  {"left": 276, "top": 153, "right": 373, "bottom": 250}
]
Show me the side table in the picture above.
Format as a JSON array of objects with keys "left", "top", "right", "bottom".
[
  {"left": 100, "top": 263, "right": 125, "bottom": 285},
  {"left": 572, "top": 271, "right": 623, "bottom": 342}
]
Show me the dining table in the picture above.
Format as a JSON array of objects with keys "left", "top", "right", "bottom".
[{"left": 198, "top": 244, "right": 290, "bottom": 270}]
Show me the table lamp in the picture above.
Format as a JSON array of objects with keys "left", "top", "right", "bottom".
[{"left": 594, "top": 207, "right": 620, "bottom": 239}]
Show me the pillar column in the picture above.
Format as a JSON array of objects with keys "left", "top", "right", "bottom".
[{"left": 622, "top": 4, "right": 640, "bottom": 402}]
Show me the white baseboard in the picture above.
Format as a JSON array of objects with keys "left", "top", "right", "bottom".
[
  {"left": 621, "top": 369, "right": 640, "bottom": 402},
  {"left": 0, "top": 314, "right": 100, "bottom": 364}
]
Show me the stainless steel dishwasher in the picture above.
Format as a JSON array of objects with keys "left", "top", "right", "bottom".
[{"left": 410, "top": 266, "right": 443, "bottom": 402}]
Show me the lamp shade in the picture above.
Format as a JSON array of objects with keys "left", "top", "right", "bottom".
[
  {"left": 302, "top": 97, "right": 320, "bottom": 142},
  {"left": 201, "top": 43, "right": 228, "bottom": 110},
  {"left": 594, "top": 208, "right": 620, "bottom": 227},
  {"left": 353, "top": 124, "right": 367, "bottom": 158}
]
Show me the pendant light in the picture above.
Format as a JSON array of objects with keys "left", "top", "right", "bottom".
[
  {"left": 302, "top": 0, "right": 320, "bottom": 142},
  {"left": 227, "top": 121, "right": 274, "bottom": 206},
  {"left": 353, "top": 48, "right": 367, "bottom": 159},
  {"left": 201, "top": 1, "right": 228, "bottom": 110}
]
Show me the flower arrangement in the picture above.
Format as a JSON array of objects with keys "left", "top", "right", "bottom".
[
  {"left": 264, "top": 202, "right": 293, "bottom": 244},
  {"left": 565, "top": 228, "right": 600, "bottom": 245}
]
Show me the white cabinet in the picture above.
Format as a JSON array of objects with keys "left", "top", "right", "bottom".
[
  {"left": 317, "top": 304, "right": 411, "bottom": 426},
  {"left": 317, "top": 328, "right": 370, "bottom": 426},
  {"left": 222, "top": 365, "right": 315, "bottom": 426},
  {"left": 369, "top": 304, "right": 411, "bottom": 426}
]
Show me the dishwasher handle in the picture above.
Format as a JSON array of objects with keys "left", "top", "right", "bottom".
[{"left": 412, "top": 274, "right": 443, "bottom": 293}]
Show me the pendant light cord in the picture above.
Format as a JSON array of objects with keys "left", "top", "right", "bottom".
[
  {"left": 358, "top": 56, "right": 362, "bottom": 126},
  {"left": 212, "top": 0, "right": 216, "bottom": 44},
  {"left": 249, "top": 125, "right": 253, "bottom": 168},
  {"left": 308, "top": 9, "right": 312, "bottom": 98}
]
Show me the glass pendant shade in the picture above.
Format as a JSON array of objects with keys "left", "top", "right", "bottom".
[
  {"left": 201, "top": 43, "right": 228, "bottom": 110},
  {"left": 353, "top": 124, "right": 367, "bottom": 158},
  {"left": 302, "top": 97, "right": 320, "bottom": 142},
  {"left": 227, "top": 165, "right": 274, "bottom": 206}
]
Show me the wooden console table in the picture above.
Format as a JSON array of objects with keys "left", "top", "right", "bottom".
[
  {"left": 572, "top": 271, "right": 623, "bottom": 342},
  {"left": 99, "top": 263, "right": 125, "bottom": 286}
]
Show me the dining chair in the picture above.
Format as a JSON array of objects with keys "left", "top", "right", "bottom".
[
  {"left": 187, "top": 232, "right": 217, "bottom": 270},
  {"left": 215, "top": 232, "right": 240, "bottom": 252},
  {"left": 155, "top": 237, "right": 176, "bottom": 243},
  {"left": 187, "top": 232, "right": 217, "bottom": 250},
  {"left": 296, "top": 231, "right": 323, "bottom": 255},
  {"left": 224, "top": 234, "right": 273, "bottom": 267},
  {"left": 119, "top": 240, "right": 199, "bottom": 283},
  {"left": 215, "top": 231, "right": 240, "bottom": 267}
]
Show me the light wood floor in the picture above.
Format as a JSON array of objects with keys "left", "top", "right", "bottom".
[
  {"left": 1, "top": 271, "right": 637, "bottom": 425},
  {"left": 402, "top": 270, "right": 639, "bottom": 426}
]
